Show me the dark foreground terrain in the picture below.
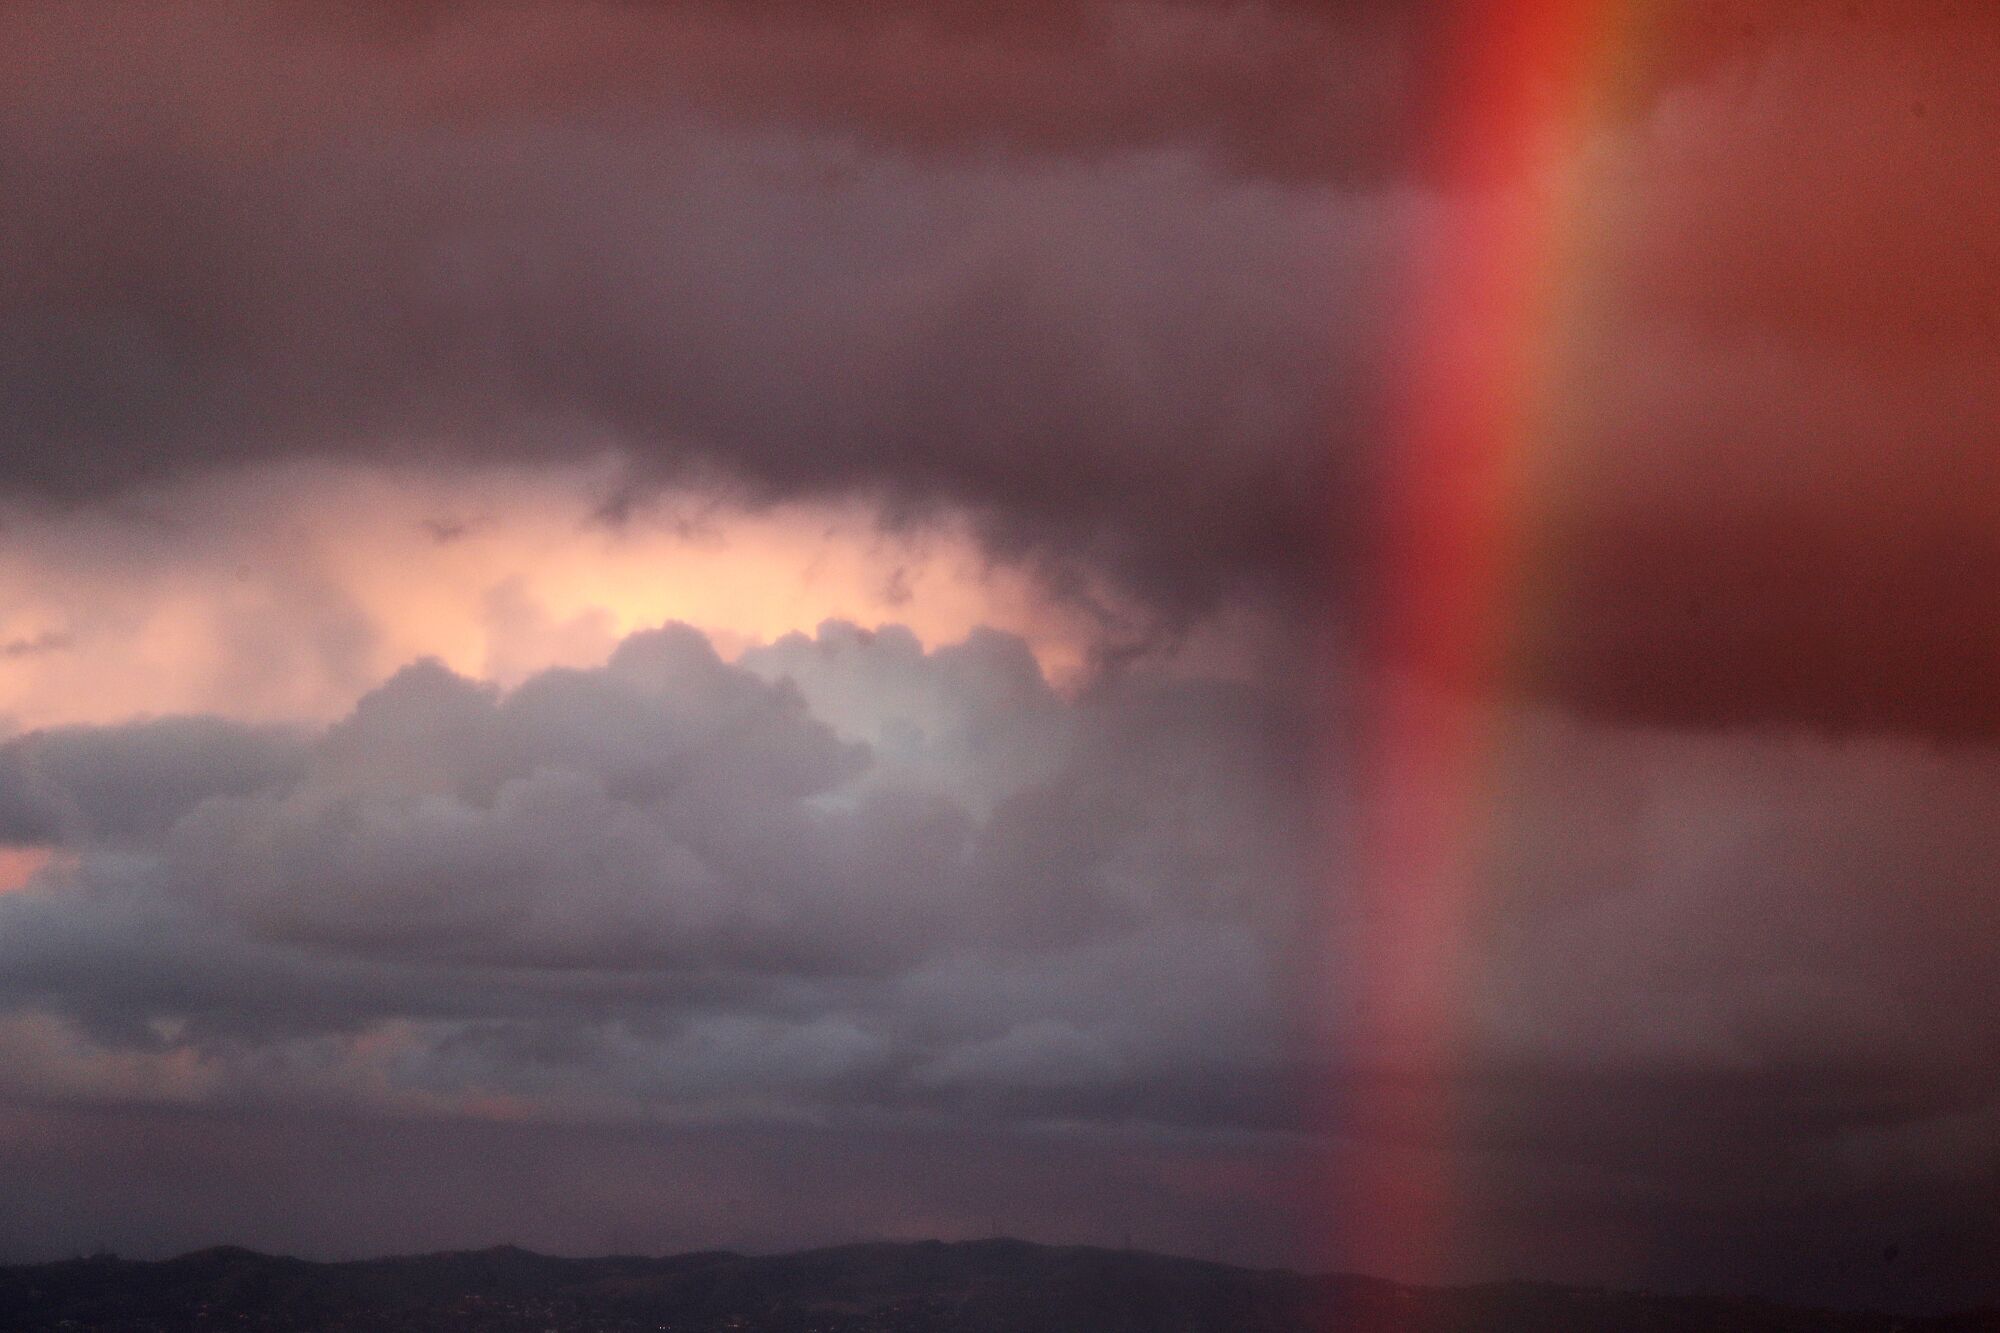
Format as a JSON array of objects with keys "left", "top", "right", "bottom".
[{"left": 1, "top": 1239, "right": 1993, "bottom": 1332}]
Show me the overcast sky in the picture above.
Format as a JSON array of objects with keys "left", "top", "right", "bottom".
[{"left": 0, "top": 0, "right": 1994, "bottom": 1315}]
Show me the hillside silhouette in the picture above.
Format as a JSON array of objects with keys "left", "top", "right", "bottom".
[{"left": 2, "top": 1238, "right": 1994, "bottom": 1331}]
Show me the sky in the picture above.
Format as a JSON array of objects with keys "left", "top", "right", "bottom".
[{"left": 0, "top": 0, "right": 1995, "bottom": 1314}]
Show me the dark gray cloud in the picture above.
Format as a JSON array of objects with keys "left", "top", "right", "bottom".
[
  {"left": 0, "top": 2, "right": 1424, "bottom": 186},
  {"left": 4, "top": 2, "right": 1997, "bottom": 736},
  {"left": 1444, "top": 713, "right": 2000, "bottom": 1309},
  {"left": 1290, "top": 696, "right": 2000, "bottom": 1307},
  {"left": 0, "top": 717, "right": 308, "bottom": 847},
  {"left": 0, "top": 117, "right": 1364, "bottom": 617}
]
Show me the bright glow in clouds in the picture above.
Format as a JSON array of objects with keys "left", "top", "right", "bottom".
[
  {"left": 0, "top": 848, "right": 53, "bottom": 895},
  {"left": 0, "top": 461, "right": 1119, "bottom": 732}
]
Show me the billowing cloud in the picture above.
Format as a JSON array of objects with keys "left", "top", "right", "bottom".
[
  {"left": 0, "top": 718, "right": 307, "bottom": 847},
  {"left": 0, "top": 621, "right": 1299, "bottom": 1133}
]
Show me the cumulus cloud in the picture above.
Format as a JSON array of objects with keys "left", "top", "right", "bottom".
[
  {"left": 0, "top": 621, "right": 1300, "bottom": 1136},
  {"left": 0, "top": 616, "right": 1311, "bottom": 1267},
  {"left": 0, "top": 718, "right": 308, "bottom": 847}
]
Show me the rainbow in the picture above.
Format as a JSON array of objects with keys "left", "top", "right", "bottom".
[{"left": 1333, "top": 0, "right": 1655, "bottom": 1295}]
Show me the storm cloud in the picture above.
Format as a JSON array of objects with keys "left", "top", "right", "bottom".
[{"left": 0, "top": 3, "right": 1992, "bottom": 734}]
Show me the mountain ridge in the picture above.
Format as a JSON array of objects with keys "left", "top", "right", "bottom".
[{"left": 1, "top": 1237, "right": 1992, "bottom": 1331}]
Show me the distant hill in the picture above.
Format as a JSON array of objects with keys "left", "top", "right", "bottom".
[{"left": 0, "top": 1238, "right": 1993, "bottom": 1331}]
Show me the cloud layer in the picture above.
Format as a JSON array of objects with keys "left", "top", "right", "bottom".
[
  {"left": 2, "top": 619, "right": 1996, "bottom": 1305},
  {"left": 0, "top": 621, "right": 1299, "bottom": 1134},
  {"left": 3, "top": 3, "right": 1994, "bottom": 735},
  {"left": 0, "top": 0, "right": 1995, "bottom": 1312}
]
